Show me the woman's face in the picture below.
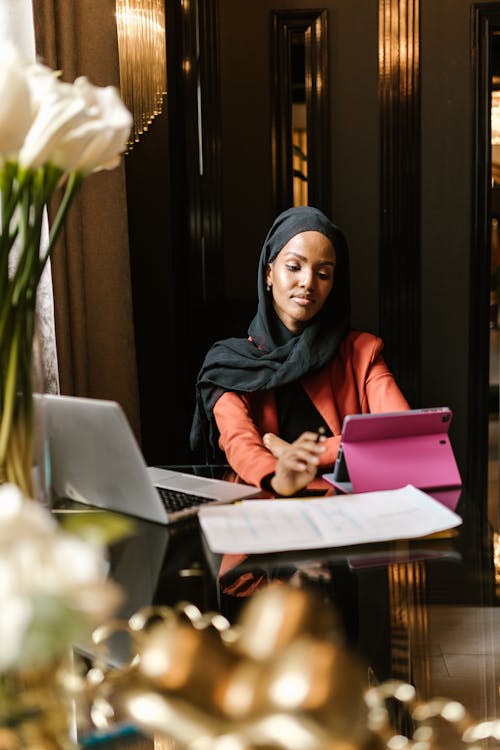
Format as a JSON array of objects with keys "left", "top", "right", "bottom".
[{"left": 265, "top": 230, "right": 336, "bottom": 334}]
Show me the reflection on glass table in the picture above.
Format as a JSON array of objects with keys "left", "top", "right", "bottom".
[{"left": 51, "top": 467, "right": 500, "bottom": 745}]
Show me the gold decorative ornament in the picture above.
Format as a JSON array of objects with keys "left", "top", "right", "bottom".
[
  {"left": 83, "top": 584, "right": 500, "bottom": 750},
  {"left": 0, "top": 658, "right": 78, "bottom": 750}
]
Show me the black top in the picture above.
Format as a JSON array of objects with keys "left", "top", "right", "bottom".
[{"left": 276, "top": 380, "right": 333, "bottom": 443}]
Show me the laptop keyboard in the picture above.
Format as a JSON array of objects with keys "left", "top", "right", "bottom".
[{"left": 156, "top": 486, "right": 215, "bottom": 513}]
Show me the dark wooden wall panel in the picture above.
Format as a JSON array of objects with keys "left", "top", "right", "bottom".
[{"left": 378, "top": 0, "right": 421, "bottom": 406}]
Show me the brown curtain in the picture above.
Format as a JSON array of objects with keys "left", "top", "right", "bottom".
[{"left": 31, "top": 0, "right": 141, "bottom": 438}]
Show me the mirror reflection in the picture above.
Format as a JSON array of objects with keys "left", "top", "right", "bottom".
[
  {"left": 291, "top": 33, "right": 308, "bottom": 205},
  {"left": 271, "top": 9, "right": 329, "bottom": 214}
]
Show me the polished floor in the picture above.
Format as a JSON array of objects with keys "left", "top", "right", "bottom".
[
  {"left": 427, "top": 605, "right": 500, "bottom": 716},
  {"left": 414, "top": 331, "right": 500, "bottom": 744},
  {"left": 415, "top": 605, "right": 500, "bottom": 749}
]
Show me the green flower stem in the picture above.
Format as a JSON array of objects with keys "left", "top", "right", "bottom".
[
  {"left": 0, "top": 165, "right": 17, "bottom": 299},
  {"left": 11, "top": 174, "right": 46, "bottom": 306},
  {"left": 0, "top": 166, "right": 64, "bottom": 351},
  {"left": 0, "top": 303, "right": 36, "bottom": 496},
  {"left": 0, "top": 170, "right": 35, "bottom": 345},
  {"left": 0, "top": 318, "right": 21, "bottom": 464},
  {"left": 0, "top": 164, "right": 83, "bottom": 497},
  {"left": 38, "top": 170, "right": 82, "bottom": 277}
]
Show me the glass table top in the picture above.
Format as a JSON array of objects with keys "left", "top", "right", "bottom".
[{"left": 52, "top": 468, "right": 500, "bottom": 747}]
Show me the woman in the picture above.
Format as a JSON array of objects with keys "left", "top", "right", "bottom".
[{"left": 190, "top": 206, "right": 409, "bottom": 496}]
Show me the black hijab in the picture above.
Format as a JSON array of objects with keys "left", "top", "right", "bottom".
[{"left": 190, "top": 206, "right": 351, "bottom": 458}]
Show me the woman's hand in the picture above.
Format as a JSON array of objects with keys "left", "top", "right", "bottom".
[
  {"left": 263, "top": 432, "right": 290, "bottom": 458},
  {"left": 270, "top": 431, "right": 326, "bottom": 497}
]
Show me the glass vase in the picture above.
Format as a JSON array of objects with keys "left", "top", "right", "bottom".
[{"left": 0, "top": 305, "right": 40, "bottom": 499}]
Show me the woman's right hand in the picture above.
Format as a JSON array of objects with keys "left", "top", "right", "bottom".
[{"left": 270, "top": 431, "right": 326, "bottom": 497}]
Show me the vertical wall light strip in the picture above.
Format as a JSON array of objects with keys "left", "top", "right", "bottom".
[{"left": 116, "top": 0, "right": 167, "bottom": 148}]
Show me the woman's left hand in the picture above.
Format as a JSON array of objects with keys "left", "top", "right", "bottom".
[
  {"left": 270, "top": 431, "right": 326, "bottom": 496},
  {"left": 263, "top": 432, "right": 290, "bottom": 458}
]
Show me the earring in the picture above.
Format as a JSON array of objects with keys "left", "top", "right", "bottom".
[{"left": 266, "top": 283, "right": 271, "bottom": 292}]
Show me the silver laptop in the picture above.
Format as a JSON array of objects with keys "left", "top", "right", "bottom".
[{"left": 38, "top": 394, "right": 260, "bottom": 524}]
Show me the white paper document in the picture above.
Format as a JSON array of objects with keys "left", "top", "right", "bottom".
[{"left": 198, "top": 485, "right": 462, "bottom": 554}]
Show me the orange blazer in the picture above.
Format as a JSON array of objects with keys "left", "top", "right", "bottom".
[{"left": 213, "top": 330, "right": 410, "bottom": 488}]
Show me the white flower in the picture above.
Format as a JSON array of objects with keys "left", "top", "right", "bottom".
[
  {"left": 42, "top": 534, "right": 104, "bottom": 591},
  {"left": 0, "top": 42, "right": 32, "bottom": 157},
  {"left": 0, "top": 595, "right": 32, "bottom": 671},
  {"left": 0, "top": 482, "right": 24, "bottom": 518},
  {"left": 50, "top": 77, "right": 132, "bottom": 174},
  {"left": 0, "top": 494, "right": 122, "bottom": 671},
  {"left": 18, "top": 72, "right": 131, "bottom": 174},
  {"left": 0, "top": 484, "right": 55, "bottom": 543},
  {"left": 18, "top": 73, "right": 88, "bottom": 170},
  {"left": 25, "top": 60, "right": 62, "bottom": 111}
]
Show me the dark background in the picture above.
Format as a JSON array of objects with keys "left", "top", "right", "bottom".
[{"left": 123, "top": 0, "right": 497, "bottom": 514}]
